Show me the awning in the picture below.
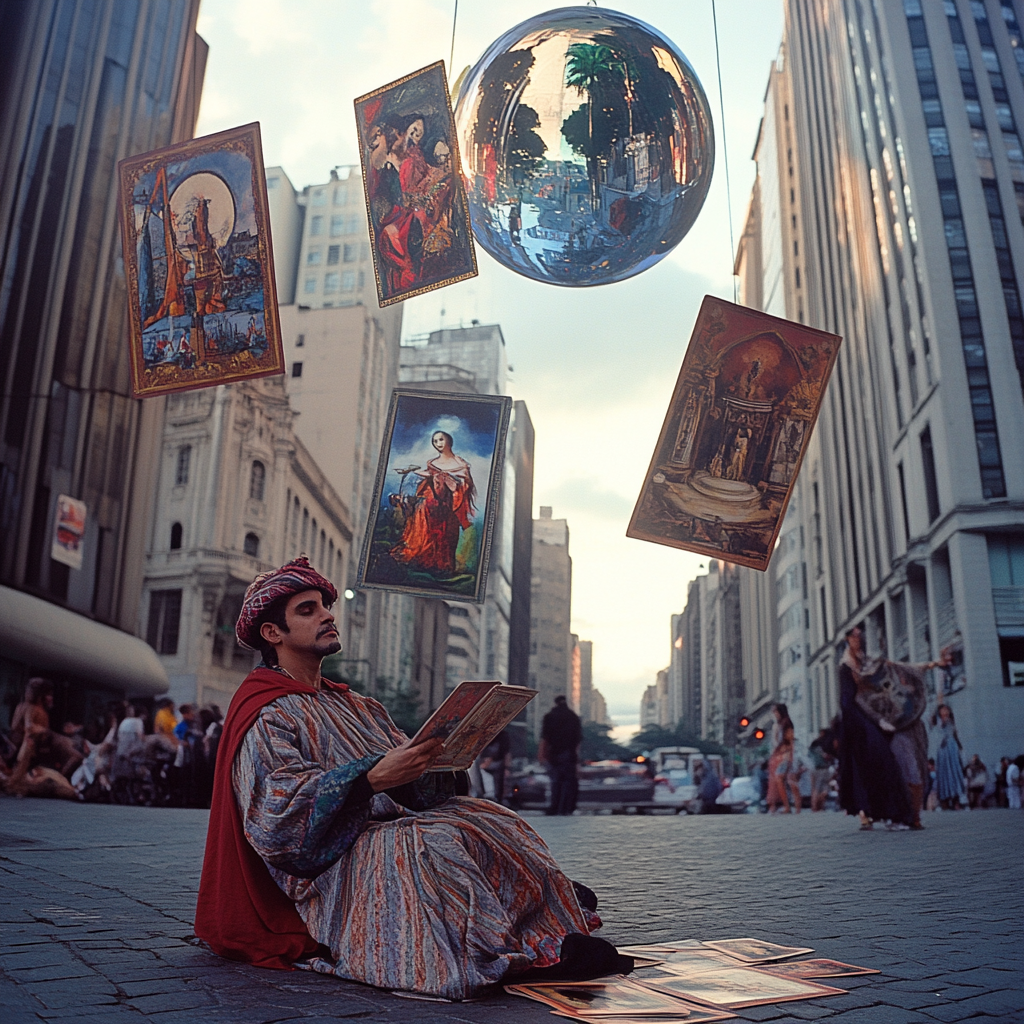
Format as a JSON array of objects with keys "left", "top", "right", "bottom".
[{"left": 0, "top": 585, "right": 168, "bottom": 697}]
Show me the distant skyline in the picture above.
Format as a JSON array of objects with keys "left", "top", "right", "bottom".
[{"left": 195, "top": 0, "right": 785, "bottom": 735}]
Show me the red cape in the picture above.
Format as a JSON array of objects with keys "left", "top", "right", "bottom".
[{"left": 194, "top": 667, "right": 349, "bottom": 969}]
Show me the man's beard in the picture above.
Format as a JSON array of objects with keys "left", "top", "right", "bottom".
[{"left": 314, "top": 637, "right": 342, "bottom": 657}]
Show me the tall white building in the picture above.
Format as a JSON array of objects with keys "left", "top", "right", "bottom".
[{"left": 736, "top": 0, "right": 1024, "bottom": 767}]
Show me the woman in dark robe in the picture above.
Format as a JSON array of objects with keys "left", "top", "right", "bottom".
[{"left": 837, "top": 626, "right": 910, "bottom": 829}]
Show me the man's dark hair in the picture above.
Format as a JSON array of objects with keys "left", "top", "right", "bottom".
[
  {"left": 554, "top": 695, "right": 567, "bottom": 705},
  {"left": 254, "top": 594, "right": 291, "bottom": 667},
  {"left": 26, "top": 678, "right": 53, "bottom": 703}
]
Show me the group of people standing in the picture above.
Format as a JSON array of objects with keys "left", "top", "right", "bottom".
[{"left": 0, "top": 680, "right": 223, "bottom": 807}]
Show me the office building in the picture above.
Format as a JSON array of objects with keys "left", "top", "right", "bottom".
[
  {"left": 264, "top": 166, "right": 303, "bottom": 304},
  {"left": 528, "top": 507, "right": 573, "bottom": 737},
  {"left": 736, "top": 0, "right": 1024, "bottom": 765},
  {"left": 0, "top": 0, "right": 206, "bottom": 718}
]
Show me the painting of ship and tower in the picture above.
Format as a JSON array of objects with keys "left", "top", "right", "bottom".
[{"left": 117, "top": 122, "right": 284, "bottom": 397}]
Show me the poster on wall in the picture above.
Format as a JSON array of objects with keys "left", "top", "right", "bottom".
[
  {"left": 51, "top": 494, "right": 87, "bottom": 570},
  {"left": 357, "top": 389, "right": 512, "bottom": 602},
  {"left": 354, "top": 61, "right": 478, "bottom": 307},
  {"left": 117, "top": 122, "right": 285, "bottom": 397},
  {"left": 627, "top": 296, "right": 841, "bottom": 571}
]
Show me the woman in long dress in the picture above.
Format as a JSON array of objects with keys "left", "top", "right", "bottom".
[
  {"left": 931, "top": 703, "right": 966, "bottom": 809},
  {"left": 766, "top": 703, "right": 794, "bottom": 813},
  {"left": 391, "top": 430, "right": 475, "bottom": 575},
  {"left": 837, "top": 627, "right": 910, "bottom": 829}
]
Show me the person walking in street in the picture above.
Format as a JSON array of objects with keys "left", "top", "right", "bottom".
[
  {"left": 195, "top": 557, "right": 621, "bottom": 1000},
  {"left": 539, "top": 696, "right": 582, "bottom": 816},
  {"left": 808, "top": 724, "right": 837, "bottom": 812},
  {"left": 931, "top": 703, "right": 966, "bottom": 810},
  {"left": 153, "top": 698, "right": 178, "bottom": 744},
  {"left": 1006, "top": 756, "right": 1023, "bottom": 809},
  {"left": 964, "top": 754, "right": 988, "bottom": 809},
  {"left": 480, "top": 727, "right": 512, "bottom": 805},
  {"left": 766, "top": 703, "right": 794, "bottom": 813}
]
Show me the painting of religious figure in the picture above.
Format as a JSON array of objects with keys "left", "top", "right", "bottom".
[
  {"left": 117, "top": 123, "right": 284, "bottom": 397},
  {"left": 354, "top": 61, "right": 478, "bottom": 306},
  {"left": 357, "top": 390, "right": 512, "bottom": 601},
  {"left": 628, "top": 296, "right": 841, "bottom": 571}
]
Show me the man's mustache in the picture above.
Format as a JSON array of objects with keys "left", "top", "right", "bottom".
[{"left": 316, "top": 624, "right": 339, "bottom": 638}]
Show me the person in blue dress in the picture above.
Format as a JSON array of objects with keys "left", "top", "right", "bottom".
[{"left": 931, "top": 702, "right": 966, "bottom": 809}]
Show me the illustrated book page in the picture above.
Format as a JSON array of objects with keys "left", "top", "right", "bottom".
[
  {"left": 700, "top": 939, "right": 814, "bottom": 964},
  {"left": 410, "top": 680, "right": 536, "bottom": 771},
  {"left": 641, "top": 969, "right": 844, "bottom": 1009},
  {"left": 505, "top": 977, "right": 696, "bottom": 1017}
]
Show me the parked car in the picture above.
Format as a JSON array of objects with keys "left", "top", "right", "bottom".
[
  {"left": 715, "top": 775, "right": 758, "bottom": 813},
  {"left": 651, "top": 749, "right": 726, "bottom": 813},
  {"left": 508, "top": 760, "right": 655, "bottom": 811}
]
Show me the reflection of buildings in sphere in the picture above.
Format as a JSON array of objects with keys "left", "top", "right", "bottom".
[{"left": 454, "top": 8, "right": 714, "bottom": 286}]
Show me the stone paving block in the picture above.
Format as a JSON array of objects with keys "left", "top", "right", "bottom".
[
  {"left": 125, "top": 989, "right": 219, "bottom": 1014},
  {"left": 6, "top": 961, "right": 99, "bottom": 983},
  {"left": 952, "top": 990, "right": 1024, "bottom": 1015},
  {"left": 826, "top": 1008, "right": 933, "bottom": 1023},
  {"left": 0, "top": 947, "right": 78, "bottom": 970}
]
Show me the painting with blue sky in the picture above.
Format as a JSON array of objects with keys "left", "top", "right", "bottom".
[
  {"left": 358, "top": 390, "right": 512, "bottom": 601},
  {"left": 117, "top": 122, "right": 285, "bottom": 396}
]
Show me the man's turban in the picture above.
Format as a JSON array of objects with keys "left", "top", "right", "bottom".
[{"left": 235, "top": 556, "right": 338, "bottom": 649}]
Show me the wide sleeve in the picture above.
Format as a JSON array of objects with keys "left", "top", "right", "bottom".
[{"left": 233, "top": 711, "right": 384, "bottom": 880}]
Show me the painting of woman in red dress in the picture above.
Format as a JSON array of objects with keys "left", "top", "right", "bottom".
[
  {"left": 358, "top": 390, "right": 511, "bottom": 602},
  {"left": 391, "top": 431, "right": 476, "bottom": 575}
]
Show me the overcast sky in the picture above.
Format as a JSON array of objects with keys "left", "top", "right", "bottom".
[{"left": 195, "top": 0, "right": 785, "bottom": 735}]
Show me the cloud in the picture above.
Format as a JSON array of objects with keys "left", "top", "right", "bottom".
[{"left": 541, "top": 477, "right": 634, "bottom": 521}]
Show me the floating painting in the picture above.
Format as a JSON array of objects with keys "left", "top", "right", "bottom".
[
  {"left": 355, "top": 61, "right": 478, "bottom": 306},
  {"left": 357, "top": 390, "right": 512, "bottom": 601},
  {"left": 51, "top": 495, "right": 87, "bottom": 571},
  {"left": 627, "top": 296, "right": 841, "bottom": 571},
  {"left": 117, "top": 122, "right": 284, "bottom": 397}
]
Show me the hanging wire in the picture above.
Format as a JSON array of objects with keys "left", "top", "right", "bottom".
[
  {"left": 711, "top": 0, "right": 738, "bottom": 304},
  {"left": 449, "top": 0, "right": 459, "bottom": 73}
]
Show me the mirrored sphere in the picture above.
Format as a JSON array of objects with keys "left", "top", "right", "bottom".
[{"left": 454, "top": 7, "right": 714, "bottom": 287}]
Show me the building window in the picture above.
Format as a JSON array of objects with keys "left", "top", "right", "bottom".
[
  {"left": 175, "top": 445, "right": 191, "bottom": 486},
  {"left": 334, "top": 185, "right": 347, "bottom": 205},
  {"left": 324, "top": 271, "right": 339, "bottom": 292},
  {"left": 327, "top": 244, "right": 340, "bottom": 265},
  {"left": 147, "top": 589, "right": 182, "bottom": 655},
  {"left": 920, "top": 426, "right": 941, "bottom": 523},
  {"left": 310, "top": 215, "right": 323, "bottom": 235},
  {"left": 292, "top": 362, "right": 303, "bottom": 378},
  {"left": 267, "top": 176, "right": 279, "bottom": 189},
  {"left": 450, "top": 605, "right": 469, "bottom": 617},
  {"left": 358, "top": 270, "right": 365, "bottom": 289},
  {"left": 897, "top": 462, "right": 911, "bottom": 543},
  {"left": 169, "top": 522, "right": 183, "bottom": 550},
  {"left": 343, "top": 243, "right": 356, "bottom": 262},
  {"left": 447, "top": 645, "right": 469, "bottom": 658},
  {"left": 304, "top": 276, "right": 317, "bottom": 294},
  {"left": 306, "top": 249, "right": 321, "bottom": 265},
  {"left": 341, "top": 271, "right": 355, "bottom": 291},
  {"left": 244, "top": 532, "right": 260, "bottom": 558},
  {"left": 249, "top": 460, "right": 265, "bottom": 500},
  {"left": 311, "top": 188, "right": 326, "bottom": 206},
  {"left": 330, "top": 214, "right": 344, "bottom": 237},
  {"left": 296, "top": 333, "right": 304, "bottom": 347}
]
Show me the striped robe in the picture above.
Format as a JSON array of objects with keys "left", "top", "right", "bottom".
[{"left": 232, "top": 688, "right": 591, "bottom": 999}]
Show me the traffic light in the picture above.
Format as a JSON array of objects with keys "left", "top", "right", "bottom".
[
  {"left": 738, "top": 715, "right": 750, "bottom": 730},
  {"left": 753, "top": 728, "right": 765, "bottom": 741}
]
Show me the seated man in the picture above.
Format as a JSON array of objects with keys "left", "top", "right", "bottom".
[
  {"left": 1, "top": 678, "right": 82, "bottom": 794},
  {"left": 195, "top": 557, "right": 624, "bottom": 1000}
]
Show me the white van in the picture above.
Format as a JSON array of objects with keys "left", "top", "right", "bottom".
[{"left": 650, "top": 747, "right": 726, "bottom": 812}]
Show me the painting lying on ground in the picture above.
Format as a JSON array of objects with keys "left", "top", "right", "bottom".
[
  {"left": 118, "top": 123, "right": 284, "bottom": 397},
  {"left": 357, "top": 390, "right": 512, "bottom": 601},
  {"left": 628, "top": 297, "right": 841, "bottom": 571},
  {"left": 355, "top": 61, "right": 478, "bottom": 306}
]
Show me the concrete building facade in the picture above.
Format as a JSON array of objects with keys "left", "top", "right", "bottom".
[
  {"left": 142, "top": 378, "right": 352, "bottom": 710},
  {"left": 0, "top": 0, "right": 206, "bottom": 718},
  {"left": 528, "top": 507, "right": 572, "bottom": 738},
  {"left": 734, "top": 0, "right": 1024, "bottom": 767}
]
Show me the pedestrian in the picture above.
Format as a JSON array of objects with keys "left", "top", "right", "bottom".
[
  {"left": 930, "top": 703, "right": 966, "bottom": 810},
  {"left": 153, "top": 698, "right": 178, "bottom": 743},
  {"left": 480, "top": 727, "right": 511, "bottom": 804},
  {"left": 808, "top": 724, "right": 837, "bottom": 812},
  {"left": 1007, "top": 756, "right": 1023, "bottom": 810},
  {"left": 964, "top": 754, "right": 988, "bottom": 809},
  {"left": 995, "top": 757, "right": 1011, "bottom": 808},
  {"left": 1, "top": 678, "right": 82, "bottom": 793},
  {"left": 836, "top": 626, "right": 912, "bottom": 830},
  {"left": 925, "top": 758, "right": 938, "bottom": 812},
  {"left": 695, "top": 758, "right": 723, "bottom": 813},
  {"left": 194, "top": 557, "right": 624, "bottom": 1000},
  {"left": 538, "top": 695, "right": 582, "bottom": 816},
  {"left": 766, "top": 703, "right": 794, "bottom": 813}
]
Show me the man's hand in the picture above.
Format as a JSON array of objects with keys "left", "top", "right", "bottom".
[
  {"left": 878, "top": 719, "right": 896, "bottom": 733},
  {"left": 366, "top": 737, "right": 445, "bottom": 792}
]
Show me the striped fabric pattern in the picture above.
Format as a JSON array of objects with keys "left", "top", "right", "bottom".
[{"left": 233, "top": 689, "right": 592, "bottom": 999}]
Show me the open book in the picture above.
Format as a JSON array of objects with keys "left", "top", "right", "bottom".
[{"left": 410, "top": 680, "right": 537, "bottom": 772}]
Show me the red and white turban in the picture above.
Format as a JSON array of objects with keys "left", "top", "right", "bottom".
[{"left": 235, "top": 556, "right": 338, "bottom": 649}]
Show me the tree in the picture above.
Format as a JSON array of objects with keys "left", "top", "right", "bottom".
[
  {"left": 580, "top": 721, "right": 633, "bottom": 762},
  {"left": 506, "top": 103, "right": 546, "bottom": 185},
  {"left": 628, "top": 721, "right": 727, "bottom": 757},
  {"left": 564, "top": 42, "right": 621, "bottom": 202}
]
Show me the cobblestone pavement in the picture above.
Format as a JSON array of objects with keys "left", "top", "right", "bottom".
[{"left": 1, "top": 797, "right": 1021, "bottom": 1023}]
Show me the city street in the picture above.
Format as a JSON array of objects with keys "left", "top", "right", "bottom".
[{"left": 1, "top": 797, "right": 1020, "bottom": 1024}]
